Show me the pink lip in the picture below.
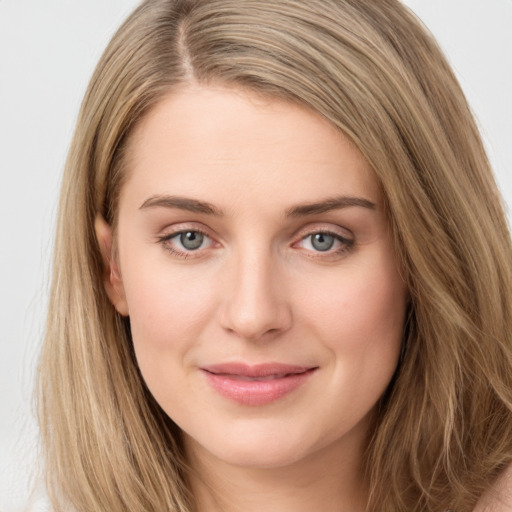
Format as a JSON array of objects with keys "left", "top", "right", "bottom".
[{"left": 200, "top": 363, "right": 317, "bottom": 406}]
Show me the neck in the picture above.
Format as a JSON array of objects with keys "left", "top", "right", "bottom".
[{"left": 184, "top": 431, "right": 369, "bottom": 512}]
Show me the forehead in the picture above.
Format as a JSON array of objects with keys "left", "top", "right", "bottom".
[{"left": 120, "top": 85, "right": 382, "bottom": 212}]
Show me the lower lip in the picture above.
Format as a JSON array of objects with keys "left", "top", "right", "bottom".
[{"left": 202, "top": 369, "right": 316, "bottom": 406}]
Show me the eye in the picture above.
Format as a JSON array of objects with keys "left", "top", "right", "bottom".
[
  {"left": 296, "top": 230, "right": 354, "bottom": 255},
  {"left": 310, "top": 233, "right": 336, "bottom": 252},
  {"left": 157, "top": 229, "right": 216, "bottom": 257},
  {"left": 178, "top": 231, "right": 205, "bottom": 250}
]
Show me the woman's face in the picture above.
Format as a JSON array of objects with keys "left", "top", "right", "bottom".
[{"left": 100, "top": 85, "right": 407, "bottom": 469}]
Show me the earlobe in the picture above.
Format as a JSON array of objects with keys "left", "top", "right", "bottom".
[{"left": 94, "top": 214, "right": 129, "bottom": 316}]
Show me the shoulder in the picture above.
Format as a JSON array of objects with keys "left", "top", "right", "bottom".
[{"left": 474, "top": 464, "right": 512, "bottom": 512}]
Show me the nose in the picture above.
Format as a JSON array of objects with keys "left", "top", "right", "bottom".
[{"left": 219, "top": 247, "right": 292, "bottom": 341}]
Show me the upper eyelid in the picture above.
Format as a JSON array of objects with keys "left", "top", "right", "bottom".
[
  {"left": 293, "top": 224, "right": 354, "bottom": 241},
  {"left": 158, "top": 229, "right": 217, "bottom": 248},
  {"left": 155, "top": 223, "right": 354, "bottom": 246},
  {"left": 157, "top": 223, "right": 216, "bottom": 239},
  {"left": 295, "top": 232, "right": 353, "bottom": 249},
  {"left": 159, "top": 227, "right": 210, "bottom": 239}
]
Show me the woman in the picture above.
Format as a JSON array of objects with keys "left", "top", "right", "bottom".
[{"left": 37, "top": 0, "right": 512, "bottom": 510}]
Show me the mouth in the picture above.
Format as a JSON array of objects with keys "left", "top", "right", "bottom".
[
  {"left": 200, "top": 363, "right": 318, "bottom": 406},
  {"left": 214, "top": 373, "right": 303, "bottom": 381}
]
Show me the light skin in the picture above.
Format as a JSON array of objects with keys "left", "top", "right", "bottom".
[{"left": 96, "top": 85, "right": 408, "bottom": 512}]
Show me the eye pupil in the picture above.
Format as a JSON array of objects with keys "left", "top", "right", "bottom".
[
  {"left": 180, "top": 231, "right": 204, "bottom": 250},
  {"left": 311, "top": 233, "right": 335, "bottom": 251}
]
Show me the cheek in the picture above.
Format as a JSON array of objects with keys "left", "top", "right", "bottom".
[
  {"left": 299, "top": 252, "right": 407, "bottom": 366},
  {"left": 119, "top": 254, "right": 218, "bottom": 372},
  {"left": 308, "top": 260, "right": 406, "bottom": 422},
  {"left": 123, "top": 268, "right": 219, "bottom": 413},
  {"left": 346, "top": 271, "right": 406, "bottom": 347}
]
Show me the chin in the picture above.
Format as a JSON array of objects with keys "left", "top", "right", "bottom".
[
  {"left": 183, "top": 419, "right": 332, "bottom": 470},
  {"left": 209, "top": 446, "right": 309, "bottom": 470},
  {"left": 220, "top": 444, "right": 306, "bottom": 470}
]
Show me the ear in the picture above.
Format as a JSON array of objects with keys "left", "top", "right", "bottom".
[{"left": 94, "top": 214, "right": 129, "bottom": 316}]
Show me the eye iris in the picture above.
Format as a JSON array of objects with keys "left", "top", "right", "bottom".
[
  {"left": 180, "top": 231, "right": 204, "bottom": 250},
  {"left": 311, "top": 233, "right": 335, "bottom": 251}
]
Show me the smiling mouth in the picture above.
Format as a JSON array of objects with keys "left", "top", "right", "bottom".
[
  {"left": 212, "top": 372, "right": 302, "bottom": 382},
  {"left": 200, "top": 363, "right": 318, "bottom": 406}
]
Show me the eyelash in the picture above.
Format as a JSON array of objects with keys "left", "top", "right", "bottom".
[
  {"left": 157, "top": 228, "right": 214, "bottom": 259},
  {"left": 156, "top": 228, "right": 355, "bottom": 260},
  {"left": 295, "top": 230, "right": 355, "bottom": 259}
]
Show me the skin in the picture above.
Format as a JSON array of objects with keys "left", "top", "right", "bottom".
[
  {"left": 475, "top": 464, "right": 512, "bottom": 512},
  {"left": 96, "top": 84, "right": 408, "bottom": 512}
]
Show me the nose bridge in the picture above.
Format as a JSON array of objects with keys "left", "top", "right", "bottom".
[{"left": 221, "top": 240, "right": 291, "bottom": 340}]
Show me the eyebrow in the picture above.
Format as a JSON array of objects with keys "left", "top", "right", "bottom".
[
  {"left": 139, "top": 194, "right": 376, "bottom": 217},
  {"left": 284, "top": 196, "right": 376, "bottom": 217},
  {"left": 139, "top": 195, "right": 224, "bottom": 216}
]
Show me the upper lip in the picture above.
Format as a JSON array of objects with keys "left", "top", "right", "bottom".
[{"left": 201, "top": 363, "right": 316, "bottom": 378}]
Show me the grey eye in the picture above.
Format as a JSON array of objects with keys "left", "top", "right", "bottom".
[
  {"left": 310, "top": 233, "right": 335, "bottom": 252},
  {"left": 180, "top": 231, "right": 204, "bottom": 250}
]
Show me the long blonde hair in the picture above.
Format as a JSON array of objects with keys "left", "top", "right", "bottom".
[{"left": 37, "top": 0, "right": 512, "bottom": 510}]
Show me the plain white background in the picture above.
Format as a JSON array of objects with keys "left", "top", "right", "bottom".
[{"left": 0, "top": 1, "right": 511, "bottom": 510}]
